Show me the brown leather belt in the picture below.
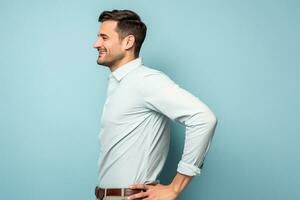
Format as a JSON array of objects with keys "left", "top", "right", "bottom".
[{"left": 95, "top": 186, "right": 146, "bottom": 200}]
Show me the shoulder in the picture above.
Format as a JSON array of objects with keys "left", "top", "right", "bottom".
[
  {"left": 134, "top": 65, "right": 174, "bottom": 85},
  {"left": 132, "top": 65, "right": 178, "bottom": 96}
]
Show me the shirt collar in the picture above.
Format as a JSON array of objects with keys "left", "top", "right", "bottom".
[{"left": 110, "top": 57, "right": 143, "bottom": 82}]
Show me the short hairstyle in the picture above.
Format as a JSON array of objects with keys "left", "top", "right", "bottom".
[{"left": 98, "top": 9, "right": 147, "bottom": 57}]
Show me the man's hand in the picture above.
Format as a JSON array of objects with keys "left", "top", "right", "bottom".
[
  {"left": 127, "top": 183, "right": 179, "bottom": 200},
  {"left": 127, "top": 172, "right": 193, "bottom": 200}
]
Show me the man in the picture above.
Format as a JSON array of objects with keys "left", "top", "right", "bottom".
[{"left": 93, "top": 9, "right": 217, "bottom": 200}]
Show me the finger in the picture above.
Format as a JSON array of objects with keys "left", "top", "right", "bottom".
[
  {"left": 127, "top": 191, "right": 149, "bottom": 200},
  {"left": 128, "top": 184, "right": 149, "bottom": 190}
]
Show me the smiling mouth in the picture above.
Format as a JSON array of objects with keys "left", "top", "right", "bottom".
[{"left": 98, "top": 50, "right": 107, "bottom": 57}]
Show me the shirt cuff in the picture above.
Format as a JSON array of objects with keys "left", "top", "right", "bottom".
[{"left": 177, "top": 161, "right": 201, "bottom": 176}]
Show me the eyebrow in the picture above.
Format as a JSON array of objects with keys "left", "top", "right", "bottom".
[{"left": 97, "top": 33, "right": 109, "bottom": 38}]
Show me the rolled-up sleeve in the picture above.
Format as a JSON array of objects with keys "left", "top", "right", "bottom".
[{"left": 140, "top": 71, "right": 218, "bottom": 176}]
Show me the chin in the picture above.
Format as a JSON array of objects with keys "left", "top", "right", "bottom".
[{"left": 97, "top": 58, "right": 106, "bottom": 66}]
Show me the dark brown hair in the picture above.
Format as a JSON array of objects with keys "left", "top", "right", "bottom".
[{"left": 98, "top": 9, "right": 147, "bottom": 57}]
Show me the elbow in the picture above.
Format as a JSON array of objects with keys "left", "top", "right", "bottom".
[
  {"left": 186, "top": 109, "right": 218, "bottom": 128},
  {"left": 207, "top": 111, "right": 218, "bottom": 129},
  {"left": 212, "top": 113, "right": 218, "bottom": 126}
]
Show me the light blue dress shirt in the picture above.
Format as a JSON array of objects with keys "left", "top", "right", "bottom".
[{"left": 97, "top": 57, "right": 217, "bottom": 188}]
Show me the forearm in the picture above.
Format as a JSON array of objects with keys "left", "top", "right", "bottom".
[{"left": 170, "top": 172, "right": 193, "bottom": 195}]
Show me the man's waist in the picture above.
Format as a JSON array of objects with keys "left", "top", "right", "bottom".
[{"left": 95, "top": 186, "right": 146, "bottom": 199}]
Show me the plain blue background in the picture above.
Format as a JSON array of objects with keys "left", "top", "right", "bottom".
[{"left": 1, "top": 0, "right": 299, "bottom": 199}]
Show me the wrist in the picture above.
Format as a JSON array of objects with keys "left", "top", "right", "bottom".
[
  {"left": 170, "top": 172, "right": 193, "bottom": 194},
  {"left": 170, "top": 181, "right": 181, "bottom": 195}
]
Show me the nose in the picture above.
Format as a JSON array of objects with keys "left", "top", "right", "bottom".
[{"left": 93, "top": 37, "right": 103, "bottom": 49}]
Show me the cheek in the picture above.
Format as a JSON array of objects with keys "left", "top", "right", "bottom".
[
  {"left": 104, "top": 41, "right": 115, "bottom": 49},
  {"left": 110, "top": 42, "right": 123, "bottom": 52},
  {"left": 120, "top": 40, "right": 127, "bottom": 50},
  {"left": 103, "top": 38, "right": 123, "bottom": 52}
]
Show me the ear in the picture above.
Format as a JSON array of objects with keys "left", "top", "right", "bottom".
[{"left": 122, "top": 35, "right": 135, "bottom": 50}]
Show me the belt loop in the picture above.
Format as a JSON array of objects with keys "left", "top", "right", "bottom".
[
  {"left": 104, "top": 188, "right": 107, "bottom": 197},
  {"left": 121, "top": 188, "right": 124, "bottom": 197}
]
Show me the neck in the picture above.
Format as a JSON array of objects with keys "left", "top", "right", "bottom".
[{"left": 110, "top": 54, "right": 137, "bottom": 72}]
